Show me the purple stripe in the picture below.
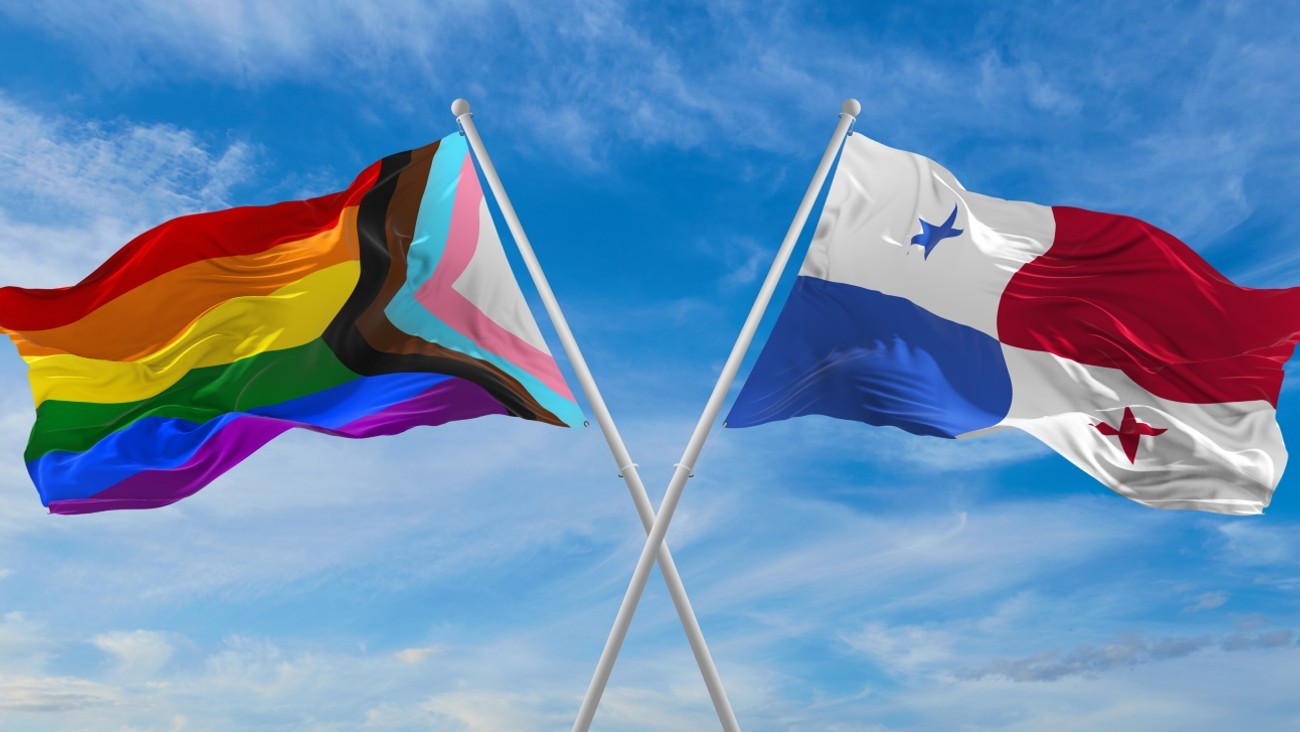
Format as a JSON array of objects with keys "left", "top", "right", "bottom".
[{"left": 48, "top": 378, "right": 508, "bottom": 515}]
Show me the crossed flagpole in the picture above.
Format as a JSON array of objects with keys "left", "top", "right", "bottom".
[{"left": 452, "top": 98, "right": 860, "bottom": 730}]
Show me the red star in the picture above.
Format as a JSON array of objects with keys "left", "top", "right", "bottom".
[{"left": 1092, "top": 407, "right": 1167, "bottom": 463}]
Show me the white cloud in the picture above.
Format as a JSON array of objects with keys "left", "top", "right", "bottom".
[
  {"left": 0, "top": 97, "right": 251, "bottom": 221},
  {"left": 976, "top": 591, "right": 1040, "bottom": 633},
  {"left": 421, "top": 690, "right": 551, "bottom": 732},
  {"left": 0, "top": 674, "right": 120, "bottom": 713},
  {"left": 3, "top": 0, "right": 1297, "bottom": 258},
  {"left": 1214, "top": 521, "right": 1296, "bottom": 566},
  {"left": 842, "top": 622, "right": 954, "bottom": 675},
  {"left": 1, "top": 2, "right": 459, "bottom": 84},
  {"left": 394, "top": 647, "right": 439, "bottom": 664},
  {"left": 0, "top": 612, "right": 59, "bottom": 680},
  {"left": 93, "top": 630, "right": 176, "bottom": 678},
  {"left": 0, "top": 94, "right": 254, "bottom": 290},
  {"left": 977, "top": 52, "right": 1083, "bottom": 116},
  {"left": 690, "top": 496, "right": 1151, "bottom": 616},
  {"left": 0, "top": 599, "right": 1293, "bottom": 731},
  {"left": 0, "top": 407, "right": 633, "bottom": 609}
]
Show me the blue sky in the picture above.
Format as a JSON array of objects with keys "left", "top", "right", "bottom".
[{"left": 0, "top": 1, "right": 1299, "bottom": 730}]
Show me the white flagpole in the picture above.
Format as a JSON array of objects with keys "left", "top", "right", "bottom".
[
  {"left": 451, "top": 100, "right": 742, "bottom": 732},
  {"left": 571, "top": 99, "right": 862, "bottom": 732}
]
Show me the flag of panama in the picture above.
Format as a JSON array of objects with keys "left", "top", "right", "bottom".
[{"left": 727, "top": 133, "right": 1300, "bottom": 515}]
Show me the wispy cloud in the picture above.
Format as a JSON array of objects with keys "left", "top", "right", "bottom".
[
  {"left": 1185, "top": 591, "right": 1229, "bottom": 612},
  {"left": 0, "top": 674, "right": 120, "bottom": 713},
  {"left": 393, "top": 647, "right": 439, "bottom": 664},
  {"left": 956, "top": 627, "right": 1298, "bottom": 683},
  {"left": 1, "top": 2, "right": 1273, "bottom": 170},
  {"left": 1214, "top": 520, "right": 1297, "bottom": 566},
  {"left": 0, "top": 612, "right": 53, "bottom": 675},
  {"left": 842, "top": 622, "right": 955, "bottom": 675},
  {"left": 93, "top": 630, "right": 176, "bottom": 679},
  {"left": 421, "top": 689, "right": 553, "bottom": 731},
  {"left": 1219, "top": 629, "right": 1296, "bottom": 651},
  {"left": 0, "top": 94, "right": 254, "bottom": 289},
  {"left": 955, "top": 632, "right": 1214, "bottom": 682}
]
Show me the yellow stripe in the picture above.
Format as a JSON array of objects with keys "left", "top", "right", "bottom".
[
  {"left": 12, "top": 207, "right": 359, "bottom": 361},
  {"left": 24, "top": 262, "right": 360, "bottom": 407}
]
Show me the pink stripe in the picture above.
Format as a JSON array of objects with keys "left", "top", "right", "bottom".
[{"left": 413, "top": 155, "right": 575, "bottom": 401}]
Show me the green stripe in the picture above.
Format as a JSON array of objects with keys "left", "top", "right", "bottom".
[{"left": 26, "top": 339, "right": 359, "bottom": 461}]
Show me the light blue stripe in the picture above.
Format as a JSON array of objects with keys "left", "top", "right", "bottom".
[{"left": 403, "top": 132, "right": 467, "bottom": 291}]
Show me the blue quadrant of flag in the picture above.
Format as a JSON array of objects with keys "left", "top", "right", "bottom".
[{"left": 727, "top": 276, "right": 1013, "bottom": 437}]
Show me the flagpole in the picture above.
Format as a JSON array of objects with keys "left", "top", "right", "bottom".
[
  {"left": 570, "top": 99, "right": 861, "bottom": 732},
  {"left": 451, "top": 100, "right": 742, "bottom": 732}
]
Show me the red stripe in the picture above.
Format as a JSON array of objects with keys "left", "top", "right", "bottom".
[
  {"left": 998, "top": 206, "right": 1300, "bottom": 407},
  {"left": 0, "top": 161, "right": 381, "bottom": 332}
]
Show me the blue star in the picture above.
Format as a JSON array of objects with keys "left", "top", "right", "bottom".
[{"left": 910, "top": 205, "right": 964, "bottom": 259}]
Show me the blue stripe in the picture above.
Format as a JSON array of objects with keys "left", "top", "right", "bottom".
[
  {"left": 29, "top": 372, "right": 455, "bottom": 501},
  {"left": 727, "top": 276, "right": 1012, "bottom": 438}
]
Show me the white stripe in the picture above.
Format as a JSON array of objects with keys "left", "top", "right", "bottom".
[
  {"left": 451, "top": 198, "right": 552, "bottom": 354},
  {"left": 803, "top": 133, "right": 1055, "bottom": 338},
  {"left": 963, "top": 347, "right": 1286, "bottom": 514}
]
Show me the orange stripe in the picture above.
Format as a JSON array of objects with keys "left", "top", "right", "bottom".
[
  {"left": 23, "top": 262, "right": 361, "bottom": 407},
  {"left": 12, "top": 207, "right": 360, "bottom": 361}
]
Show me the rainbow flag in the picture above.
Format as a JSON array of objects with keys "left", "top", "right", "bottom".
[{"left": 0, "top": 132, "right": 584, "bottom": 514}]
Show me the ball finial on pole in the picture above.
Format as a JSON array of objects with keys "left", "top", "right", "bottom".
[
  {"left": 842, "top": 98, "right": 862, "bottom": 117},
  {"left": 451, "top": 98, "right": 472, "bottom": 118}
]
